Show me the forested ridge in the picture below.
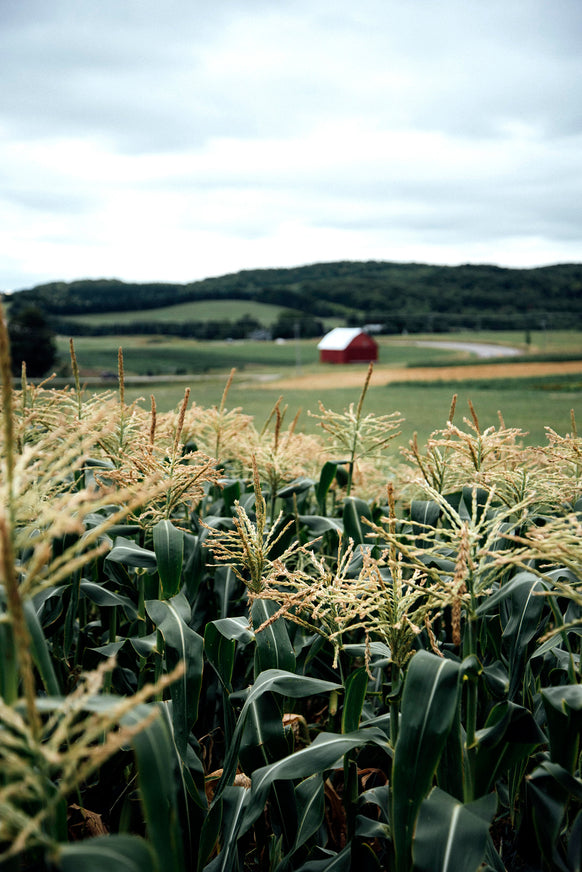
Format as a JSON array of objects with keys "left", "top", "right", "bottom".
[{"left": 6, "top": 260, "right": 582, "bottom": 332}]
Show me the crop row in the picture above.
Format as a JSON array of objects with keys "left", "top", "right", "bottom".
[{"left": 1, "top": 323, "right": 581, "bottom": 870}]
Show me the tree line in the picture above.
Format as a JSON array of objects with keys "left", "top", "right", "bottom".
[{"left": 5, "top": 261, "right": 582, "bottom": 330}]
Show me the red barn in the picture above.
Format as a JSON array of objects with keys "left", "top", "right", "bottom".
[{"left": 317, "top": 328, "right": 378, "bottom": 364}]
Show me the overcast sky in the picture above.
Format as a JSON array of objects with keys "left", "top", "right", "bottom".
[{"left": 1, "top": 0, "right": 581, "bottom": 292}]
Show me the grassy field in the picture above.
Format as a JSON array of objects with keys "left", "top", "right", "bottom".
[
  {"left": 59, "top": 333, "right": 468, "bottom": 375},
  {"left": 112, "top": 378, "right": 577, "bottom": 448},
  {"left": 60, "top": 298, "right": 307, "bottom": 327},
  {"left": 55, "top": 330, "right": 581, "bottom": 449},
  {"left": 58, "top": 330, "right": 581, "bottom": 378}
]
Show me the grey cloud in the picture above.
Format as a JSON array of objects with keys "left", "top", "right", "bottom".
[
  {"left": 1, "top": 0, "right": 581, "bottom": 290},
  {"left": 2, "top": 0, "right": 580, "bottom": 151}
]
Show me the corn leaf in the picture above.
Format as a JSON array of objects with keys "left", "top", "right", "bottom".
[
  {"left": 275, "top": 775, "right": 326, "bottom": 872},
  {"left": 315, "top": 461, "right": 338, "bottom": 512},
  {"left": 413, "top": 788, "right": 497, "bottom": 872},
  {"left": 410, "top": 499, "right": 441, "bottom": 535},
  {"left": 542, "top": 685, "right": 582, "bottom": 773},
  {"left": 24, "top": 599, "right": 61, "bottom": 695},
  {"left": 292, "top": 845, "right": 352, "bottom": 870},
  {"left": 153, "top": 519, "right": 184, "bottom": 599},
  {"left": 54, "top": 834, "right": 156, "bottom": 872},
  {"left": 474, "top": 700, "right": 545, "bottom": 795},
  {"left": 215, "top": 670, "right": 342, "bottom": 800},
  {"left": 146, "top": 592, "right": 204, "bottom": 758},
  {"left": 106, "top": 537, "right": 158, "bottom": 572},
  {"left": 241, "top": 726, "right": 391, "bottom": 833},
  {"left": 342, "top": 497, "right": 373, "bottom": 546},
  {"left": 239, "top": 692, "right": 288, "bottom": 774},
  {"left": 203, "top": 786, "right": 250, "bottom": 872},
  {"left": 252, "top": 597, "right": 296, "bottom": 673},
  {"left": 392, "top": 650, "right": 461, "bottom": 872},
  {"left": 341, "top": 667, "right": 368, "bottom": 734},
  {"left": 500, "top": 573, "right": 547, "bottom": 700},
  {"left": 124, "top": 703, "right": 187, "bottom": 872},
  {"left": 204, "top": 621, "right": 236, "bottom": 692}
]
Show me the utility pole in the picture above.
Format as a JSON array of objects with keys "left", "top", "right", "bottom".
[{"left": 294, "top": 321, "right": 302, "bottom": 375}]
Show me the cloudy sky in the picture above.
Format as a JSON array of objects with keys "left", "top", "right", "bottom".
[{"left": 1, "top": 0, "right": 581, "bottom": 291}]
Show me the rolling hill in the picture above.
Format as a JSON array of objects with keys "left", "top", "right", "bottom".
[{"left": 5, "top": 260, "right": 582, "bottom": 334}]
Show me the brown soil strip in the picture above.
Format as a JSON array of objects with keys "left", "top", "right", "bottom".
[{"left": 267, "top": 360, "right": 582, "bottom": 392}]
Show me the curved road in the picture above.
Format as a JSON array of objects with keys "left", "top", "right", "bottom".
[{"left": 410, "top": 340, "right": 523, "bottom": 358}]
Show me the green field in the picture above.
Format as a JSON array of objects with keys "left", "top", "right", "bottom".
[
  {"left": 53, "top": 330, "right": 581, "bottom": 449},
  {"left": 59, "top": 333, "right": 468, "bottom": 375},
  {"left": 58, "top": 298, "right": 333, "bottom": 328},
  {"left": 59, "top": 330, "right": 582, "bottom": 377},
  {"left": 111, "top": 379, "right": 576, "bottom": 448}
]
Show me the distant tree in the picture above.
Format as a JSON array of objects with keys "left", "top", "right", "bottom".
[
  {"left": 8, "top": 304, "right": 57, "bottom": 377},
  {"left": 272, "top": 310, "right": 324, "bottom": 339}
]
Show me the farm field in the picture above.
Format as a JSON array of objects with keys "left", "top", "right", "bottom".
[
  {"left": 57, "top": 329, "right": 582, "bottom": 376},
  {"left": 3, "top": 306, "right": 582, "bottom": 870},
  {"left": 60, "top": 298, "right": 314, "bottom": 327},
  {"left": 114, "top": 380, "right": 578, "bottom": 449},
  {"left": 55, "top": 330, "right": 582, "bottom": 447}
]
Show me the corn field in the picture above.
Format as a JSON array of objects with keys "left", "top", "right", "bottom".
[{"left": 1, "top": 310, "right": 582, "bottom": 871}]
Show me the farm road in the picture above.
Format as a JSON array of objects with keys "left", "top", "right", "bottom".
[{"left": 410, "top": 340, "right": 523, "bottom": 358}]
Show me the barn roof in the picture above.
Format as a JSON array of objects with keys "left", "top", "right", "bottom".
[{"left": 317, "top": 327, "right": 371, "bottom": 351}]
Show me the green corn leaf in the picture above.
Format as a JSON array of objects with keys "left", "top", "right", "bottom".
[
  {"left": 146, "top": 592, "right": 204, "bottom": 758},
  {"left": 106, "top": 537, "right": 158, "bottom": 572},
  {"left": 341, "top": 667, "right": 368, "bottom": 733},
  {"left": 292, "top": 845, "right": 352, "bottom": 871},
  {"left": 342, "top": 497, "right": 373, "bottom": 546},
  {"left": 354, "top": 816, "right": 391, "bottom": 839},
  {"left": 413, "top": 788, "right": 497, "bottom": 872},
  {"left": 275, "top": 775, "right": 326, "bottom": 872},
  {"left": 153, "top": 519, "right": 184, "bottom": 599},
  {"left": 292, "top": 775, "right": 326, "bottom": 855},
  {"left": 315, "top": 461, "right": 339, "bottom": 511},
  {"left": 252, "top": 598, "right": 296, "bottom": 673},
  {"left": 24, "top": 599, "right": 60, "bottom": 695},
  {"left": 90, "top": 632, "right": 159, "bottom": 661},
  {"left": 123, "top": 703, "right": 187, "bottom": 872},
  {"left": 500, "top": 573, "right": 547, "bottom": 700},
  {"left": 221, "top": 478, "right": 243, "bottom": 512},
  {"left": 298, "top": 515, "right": 344, "bottom": 536},
  {"left": 203, "top": 786, "right": 251, "bottom": 872},
  {"left": 567, "top": 809, "right": 582, "bottom": 872},
  {"left": 239, "top": 692, "right": 289, "bottom": 774},
  {"left": 196, "top": 788, "right": 224, "bottom": 872},
  {"left": 542, "top": 685, "right": 582, "bottom": 773},
  {"left": 80, "top": 580, "right": 138, "bottom": 619},
  {"left": 53, "top": 834, "right": 156, "bottom": 872},
  {"left": 216, "top": 669, "right": 342, "bottom": 800},
  {"left": 277, "top": 477, "right": 314, "bottom": 498},
  {"left": 475, "top": 570, "right": 539, "bottom": 615},
  {"left": 204, "top": 621, "right": 236, "bottom": 692},
  {"left": 524, "top": 761, "right": 580, "bottom": 870},
  {"left": 197, "top": 798, "right": 223, "bottom": 872},
  {"left": 241, "top": 726, "right": 391, "bottom": 834},
  {"left": 475, "top": 700, "right": 545, "bottom": 768},
  {"left": 391, "top": 651, "right": 461, "bottom": 872},
  {"left": 214, "top": 565, "right": 241, "bottom": 620},
  {"left": 410, "top": 499, "right": 441, "bottom": 534},
  {"left": 209, "top": 616, "right": 254, "bottom": 644}
]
